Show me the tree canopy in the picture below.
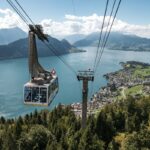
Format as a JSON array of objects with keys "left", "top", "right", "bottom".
[{"left": 0, "top": 97, "right": 149, "bottom": 150}]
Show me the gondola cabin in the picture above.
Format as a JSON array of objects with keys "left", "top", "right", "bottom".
[
  {"left": 24, "top": 73, "right": 58, "bottom": 106},
  {"left": 24, "top": 25, "right": 59, "bottom": 106}
]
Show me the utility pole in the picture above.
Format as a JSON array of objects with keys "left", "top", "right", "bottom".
[{"left": 77, "top": 70, "right": 94, "bottom": 128}]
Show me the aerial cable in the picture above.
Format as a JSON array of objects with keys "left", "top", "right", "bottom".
[
  {"left": 14, "top": 0, "right": 35, "bottom": 25},
  {"left": 93, "top": 0, "right": 109, "bottom": 71},
  {"left": 95, "top": 0, "right": 122, "bottom": 72},
  {"left": 7, "top": 0, "right": 28, "bottom": 25},
  {"left": 7, "top": 0, "right": 77, "bottom": 76},
  {"left": 6, "top": 0, "right": 29, "bottom": 26},
  {"left": 90, "top": 0, "right": 122, "bottom": 102},
  {"left": 14, "top": 0, "right": 77, "bottom": 75},
  {"left": 93, "top": 0, "right": 109, "bottom": 72},
  {"left": 43, "top": 41, "right": 77, "bottom": 75},
  {"left": 90, "top": 0, "right": 109, "bottom": 100},
  {"left": 94, "top": 0, "right": 117, "bottom": 72}
]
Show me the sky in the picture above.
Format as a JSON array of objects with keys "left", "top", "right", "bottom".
[{"left": 0, "top": 0, "right": 150, "bottom": 38}]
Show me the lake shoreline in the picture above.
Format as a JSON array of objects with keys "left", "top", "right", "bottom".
[
  {"left": 0, "top": 47, "right": 150, "bottom": 118},
  {"left": 1, "top": 47, "right": 150, "bottom": 62},
  {"left": 70, "top": 61, "right": 150, "bottom": 117},
  {"left": 0, "top": 50, "right": 86, "bottom": 61}
]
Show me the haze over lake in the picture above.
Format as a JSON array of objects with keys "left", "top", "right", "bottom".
[{"left": 0, "top": 47, "right": 150, "bottom": 118}]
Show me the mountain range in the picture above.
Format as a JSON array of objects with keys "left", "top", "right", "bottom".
[
  {"left": 0, "top": 34, "right": 84, "bottom": 60},
  {"left": 61, "top": 34, "right": 86, "bottom": 44},
  {"left": 74, "top": 32, "right": 150, "bottom": 51},
  {"left": 0, "top": 27, "right": 27, "bottom": 45},
  {"left": 1, "top": 27, "right": 150, "bottom": 60}
]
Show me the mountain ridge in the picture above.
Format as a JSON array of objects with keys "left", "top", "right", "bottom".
[
  {"left": 74, "top": 32, "right": 150, "bottom": 51},
  {"left": 0, "top": 36, "right": 84, "bottom": 60},
  {"left": 0, "top": 27, "right": 27, "bottom": 45}
]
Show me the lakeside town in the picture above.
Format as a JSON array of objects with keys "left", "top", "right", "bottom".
[{"left": 70, "top": 61, "right": 150, "bottom": 117}]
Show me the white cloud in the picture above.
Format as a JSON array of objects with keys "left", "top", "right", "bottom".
[
  {"left": 0, "top": 8, "right": 27, "bottom": 31},
  {"left": 1, "top": 8, "right": 150, "bottom": 38},
  {"left": 41, "top": 14, "right": 150, "bottom": 38}
]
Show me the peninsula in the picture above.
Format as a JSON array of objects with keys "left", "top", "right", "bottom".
[{"left": 71, "top": 61, "right": 150, "bottom": 116}]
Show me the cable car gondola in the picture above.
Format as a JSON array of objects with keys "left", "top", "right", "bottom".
[{"left": 24, "top": 25, "right": 58, "bottom": 106}]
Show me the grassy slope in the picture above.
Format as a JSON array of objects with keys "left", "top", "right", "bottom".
[{"left": 114, "top": 63, "right": 150, "bottom": 100}]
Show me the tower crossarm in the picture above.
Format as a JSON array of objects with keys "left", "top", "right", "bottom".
[{"left": 77, "top": 70, "right": 94, "bottom": 81}]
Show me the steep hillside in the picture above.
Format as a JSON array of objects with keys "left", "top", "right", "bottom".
[
  {"left": 74, "top": 32, "right": 150, "bottom": 51},
  {"left": 0, "top": 27, "right": 27, "bottom": 45},
  {"left": 0, "top": 36, "right": 83, "bottom": 60}
]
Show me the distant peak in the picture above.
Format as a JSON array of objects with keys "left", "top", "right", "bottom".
[{"left": 61, "top": 39, "right": 69, "bottom": 42}]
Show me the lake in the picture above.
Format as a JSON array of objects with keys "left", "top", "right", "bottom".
[{"left": 0, "top": 47, "right": 150, "bottom": 118}]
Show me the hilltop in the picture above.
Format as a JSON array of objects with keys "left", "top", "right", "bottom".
[
  {"left": 0, "top": 36, "right": 84, "bottom": 60},
  {"left": 74, "top": 32, "right": 150, "bottom": 51},
  {"left": 0, "top": 27, "right": 27, "bottom": 45}
]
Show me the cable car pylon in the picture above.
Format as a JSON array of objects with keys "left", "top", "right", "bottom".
[
  {"left": 24, "top": 25, "right": 59, "bottom": 106},
  {"left": 77, "top": 70, "right": 94, "bottom": 128}
]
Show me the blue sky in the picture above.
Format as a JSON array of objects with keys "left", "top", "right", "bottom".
[
  {"left": 1, "top": 0, "right": 150, "bottom": 25},
  {"left": 0, "top": 0, "right": 150, "bottom": 38}
]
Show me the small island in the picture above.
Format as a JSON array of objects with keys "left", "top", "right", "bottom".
[{"left": 71, "top": 61, "right": 150, "bottom": 116}]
